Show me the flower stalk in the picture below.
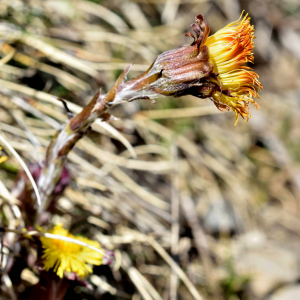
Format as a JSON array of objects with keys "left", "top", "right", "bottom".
[{"left": 16, "top": 12, "right": 262, "bottom": 224}]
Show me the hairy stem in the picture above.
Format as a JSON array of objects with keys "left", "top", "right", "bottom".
[{"left": 35, "top": 66, "right": 133, "bottom": 222}]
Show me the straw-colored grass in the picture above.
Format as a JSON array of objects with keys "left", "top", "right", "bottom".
[{"left": 0, "top": 0, "right": 299, "bottom": 299}]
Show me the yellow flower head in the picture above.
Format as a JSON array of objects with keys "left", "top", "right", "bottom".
[
  {"left": 205, "top": 13, "right": 263, "bottom": 124},
  {"left": 40, "top": 224, "right": 103, "bottom": 278}
]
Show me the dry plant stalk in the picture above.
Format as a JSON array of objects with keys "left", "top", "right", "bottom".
[{"left": 32, "top": 13, "right": 262, "bottom": 223}]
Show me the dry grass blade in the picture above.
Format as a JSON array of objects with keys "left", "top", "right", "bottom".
[
  {"left": 0, "top": 1, "right": 298, "bottom": 299},
  {"left": 11, "top": 96, "right": 61, "bottom": 130},
  {"left": 0, "top": 79, "right": 136, "bottom": 156},
  {"left": 78, "top": 139, "right": 171, "bottom": 172},
  {"left": 161, "top": 0, "right": 180, "bottom": 24},
  {"left": 20, "top": 35, "right": 99, "bottom": 77},
  {"left": 170, "top": 143, "right": 179, "bottom": 300},
  {"left": 0, "top": 180, "right": 20, "bottom": 205},
  {"left": 0, "top": 47, "right": 15, "bottom": 66},
  {"left": 136, "top": 270, "right": 164, "bottom": 300},
  {"left": 181, "top": 190, "right": 222, "bottom": 298},
  {"left": 90, "top": 275, "right": 128, "bottom": 297},
  {"left": 76, "top": 0, "right": 130, "bottom": 34},
  {"left": 2, "top": 274, "right": 17, "bottom": 300},
  {"left": 83, "top": 31, "right": 155, "bottom": 62},
  {"left": 94, "top": 120, "right": 137, "bottom": 159},
  {"left": 111, "top": 167, "right": 170, "bottom": 210},
  {"left": 138, "top": 106, "right": 222, "bottom": 119},
  {"left": 89, "top": 63, "right": 148, "bottom": 71},
  {"left": 122, "top": 251, "right": 161, "bottom": 300},
  {"left": 121, "top": 2, "right": 151, "bottom": 29},
  {"left": 148, "top": 237, "right": 205, "bottom": 300},
  {"left": 1, "top": 43, "right": 89, "bottom": 91},
  {"left": 0, "top": 133, "right": 41, "bottom": 206}
]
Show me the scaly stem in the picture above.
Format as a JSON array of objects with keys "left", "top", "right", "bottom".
[
  {"left": 35, "top": 66, "right": 135, "bottom": 223},
  {"left": 29, "top": 13, "right": 226, "bottom": 224}
]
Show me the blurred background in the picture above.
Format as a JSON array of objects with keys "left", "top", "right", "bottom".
[{"left": 0, "top": 0, "right": 300, "bottom": 299}]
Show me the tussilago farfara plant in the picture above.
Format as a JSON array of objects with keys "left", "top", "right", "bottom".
[
  {"left": 28, "top": 13, "right": 262, "bottom": 223},
  {"left": 121, "top": 13, "right": 262, "bottom": 125},
  {"left": 3, "top": 12, "right": 262, "bottom": 299}
]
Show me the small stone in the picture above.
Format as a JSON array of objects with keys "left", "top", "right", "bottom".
[{"left": 235, "top": 241, "right": 299, "bottom": 297}]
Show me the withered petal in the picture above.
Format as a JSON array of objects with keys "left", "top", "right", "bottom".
[{"left": 187, "top": 14, "right": 210, "bottom": 49}]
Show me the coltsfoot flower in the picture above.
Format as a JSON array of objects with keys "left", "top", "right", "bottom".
[
  {"left": 40, "top": 224, "right": 103, "bottom": 278},
  {"left": 115, "top": 12, "right": 262, "bottom": 124}
]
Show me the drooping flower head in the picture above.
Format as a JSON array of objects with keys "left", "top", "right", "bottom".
[
  {"left": 40, "top": 224, "right": 103, "bottom": 278},
  {"left": 112, "top": 12, "right": 262, "bottom": 124}
]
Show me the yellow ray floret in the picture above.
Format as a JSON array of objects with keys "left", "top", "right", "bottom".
[
  {"left": 41, "top": 224, "right": 103, "bottom": 278},
  {"left": 205, "top": 13, "right": 263, "bottom": 124}
]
